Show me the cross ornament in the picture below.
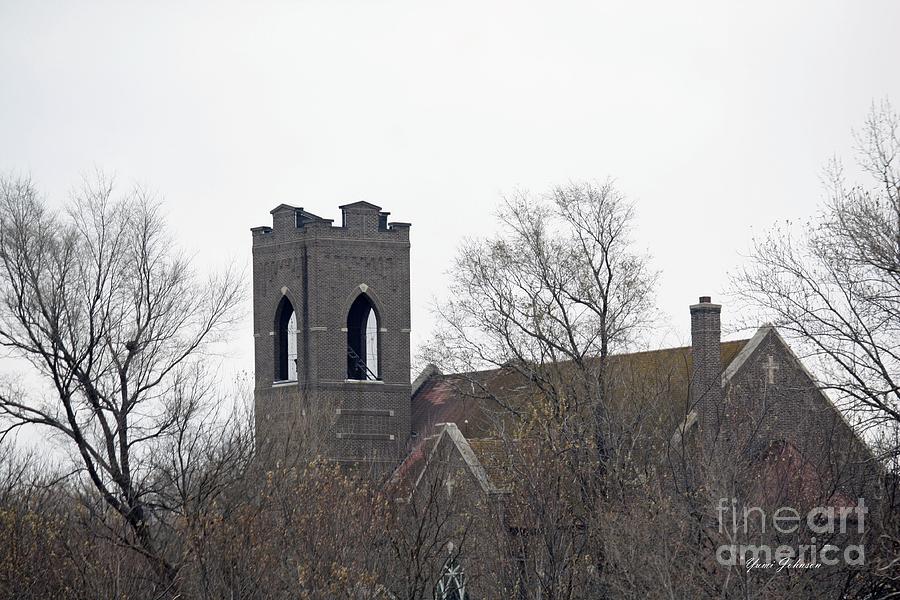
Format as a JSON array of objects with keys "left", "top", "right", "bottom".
[
  {"left": 445, "top": 473, "right": 456, "bottom": 498},
  {"left": 765, "top": 354, "right": 779, "bottom": 384}
]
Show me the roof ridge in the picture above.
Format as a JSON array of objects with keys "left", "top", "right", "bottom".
[{"left": 436, "top": 338, "right": 753, "bottom": 379}]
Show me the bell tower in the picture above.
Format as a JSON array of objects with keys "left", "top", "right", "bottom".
[{"left": 251, "top": 201, "right": 411, "bottom": 470}]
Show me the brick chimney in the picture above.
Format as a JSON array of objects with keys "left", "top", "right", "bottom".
[{"left": 690, "top": 296, "right": 723, "bottom": 439}]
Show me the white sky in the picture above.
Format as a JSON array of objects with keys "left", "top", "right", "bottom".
[{"left": 2, "top": 0, "right": 900, "bottom": 391}]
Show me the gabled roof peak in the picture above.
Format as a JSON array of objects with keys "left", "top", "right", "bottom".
[
  {"left": 722, "top": 325, "right": 777, "bottom": 385},
  {"left": 269, "top": 203, "right": 300, "bottom": 214},
  {"left": 339, "top": 200, "right": 383, "bottom": 211},
  {"left": 410, "top": 423, "right": 500, "bottom": 496}
]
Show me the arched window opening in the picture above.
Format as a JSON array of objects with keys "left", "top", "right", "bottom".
[
  {"left": 435, "top": 558, "right": 468, "bottom": 600},
  {"left": 347, "top": 294, "right": 380, "bottom": 380},
  {"left": 275, "top": 297, "right": 297, "bottom": 382}
]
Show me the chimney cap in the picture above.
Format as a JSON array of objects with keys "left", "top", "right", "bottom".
[{"left": 690, "top": 296, "right": 721, "bottom": 311}]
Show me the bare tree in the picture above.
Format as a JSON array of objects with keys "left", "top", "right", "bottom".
[
  {"left": 427, "top": 180, "right": 657, "bottom": 464},
  {"left": 733, "top": 101, "right": 900, "bottom": 442},
  {"left": 425, "top": 180, "right": 657, "bottom": 598},
  {"left": 0, "top": 174, "right": 242, "bottom": 593},
  {"left": 732, "top": 101, "right": 900, "bottom": 596}
]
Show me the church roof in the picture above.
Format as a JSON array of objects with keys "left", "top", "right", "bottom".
[
  {"left": 400, "top": 340, "right": 749, "bottom": 494},
  {"left": 410, "top": 339, "right": 750, "bottom": 442},
  {"left": 400, "top": 329, "right": 877, "bottom": 512},
  {"left": 465, "top": 438, "right": 523, "bottom": 492}
]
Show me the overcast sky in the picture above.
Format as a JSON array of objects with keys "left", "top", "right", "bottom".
[{"left": 2, "top": 1, "right": 900, "bottom": 387}]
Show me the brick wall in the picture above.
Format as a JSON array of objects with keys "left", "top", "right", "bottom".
[
  {"left": 251, "top": 202, "right": 411, "bottom": 470},
  {"left": 724, "top": 329, "right": 875, "bottom": 500}
]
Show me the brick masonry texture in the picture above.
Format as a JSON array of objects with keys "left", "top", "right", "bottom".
[
  {"left": 690, "top": 298, "right": 724, "bottom": 443},
  {"left": 722, "top": 329, "right": 875, "bottom": 499},
  {"left": 686, "top": 296, "right": 875, "bottom": 501},
  {"left": 252, "top": 202, "right": 411, "bottom": 468}
]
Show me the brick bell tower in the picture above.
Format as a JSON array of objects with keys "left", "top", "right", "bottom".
[{"left": 251, "top": 202, "right": 411, "bottom": 470}]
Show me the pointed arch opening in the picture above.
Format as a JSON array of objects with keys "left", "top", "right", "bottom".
[
  {"left": 435, "top": 557, "right": 468, "bottom": 600},
  {"left": 274, "top": 296, "right": 297, "bottom": 382},
  {"left": 346, "top": 294, "right": 380, "bottom": 380}
]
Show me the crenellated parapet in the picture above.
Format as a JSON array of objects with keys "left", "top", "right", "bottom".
[{"left": 251, "top": 202, "right": 410, "bottom": 247}]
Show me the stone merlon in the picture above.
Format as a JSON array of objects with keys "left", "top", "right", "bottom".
[{"left": 251, "top": 202, "right": 410, "bottom": 245}]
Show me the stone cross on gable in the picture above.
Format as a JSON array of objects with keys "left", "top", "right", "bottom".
[
  {"left": 765, "top": 354, "right": 779, "bottom": 384},
  {"left": 445, "top": 473, "right": 456, "bottom": 498}
]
